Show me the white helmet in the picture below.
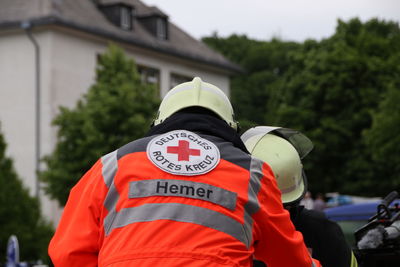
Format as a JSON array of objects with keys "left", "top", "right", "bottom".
[
  {"left": 241, "top": 126, "right": 313, "bottom": 205},
  {"left": 153, "top": 77, "right": 238, "bottom": 130}
]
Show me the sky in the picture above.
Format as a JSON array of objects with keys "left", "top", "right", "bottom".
[{"left": 141, "top": 0, "right": 400, "bottom": 42}]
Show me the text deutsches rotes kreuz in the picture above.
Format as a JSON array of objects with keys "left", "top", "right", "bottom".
[{"left": 147, "top": 130, "right": 220, "bottom": 176}]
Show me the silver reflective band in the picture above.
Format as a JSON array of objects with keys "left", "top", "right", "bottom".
[
  {"left": 242, "top": 157, "right": 264, "bottom": 246},
  {"left": 101, "top": 150, "right": 118, "bottom": 188},
  {"left": 101, "top": 147, "right": 263, "bottom": 249},
  {"left": 105, "top": 203, "right": 250, "bottom": 246},
  {"left": 102, "top": 150, "right": 119, "bottom": 212},
  {"left": 101, "top": 150, "right": 119, "bottom": 234},
  {"left": 312, "top": 259, "right": 318, "bottom": 267},
  {"left": 129, "top": 179, "right": 237, "bottom": 210}
]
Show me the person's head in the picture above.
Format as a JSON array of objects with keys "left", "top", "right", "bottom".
[
  {"left": 241, "top": 126, "right": 313, "bottom": 206},
  {"left": 153, "top": 77, "right": 238, "bottom": 130}
]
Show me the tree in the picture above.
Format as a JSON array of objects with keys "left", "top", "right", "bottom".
[
  {"left": 40, "top": 44, "right": 160, "bottom": 205},
  {"left": 0, "top": 124, "right": 53, "bottom": 263},
  {"left": 203, "top": 33, "right": 261, "bottom": 66},
  {"left": 273, "top": 18, "right": 400, "bottom": 195},
  {"left": 203, "top": 34, "right": 301, "bottom": 129},
  {"left": 203, "top": 18, "right": 400, "bottom": 196},
  {"left": 363, "top": 83, "right": 400, "bottom": 193}
]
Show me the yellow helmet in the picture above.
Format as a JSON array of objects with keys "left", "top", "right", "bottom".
[
  {"left": 153, "top": 77, "right": 238, "bottom": 130},
  {"left": 241, "top": 126, "right": 313, "bottom": 205}
]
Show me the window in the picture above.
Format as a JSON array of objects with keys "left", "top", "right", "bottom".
[
  {"left": 156, "top": 18, "right": 167, "bottom": 40},
  {"left": 120, "top": 6, "right": 133, "bottom": 30},
  {"left": 99, "top": 4, "right": 134, "bottom": 31},
  {"left": 138, "top": 65, "right": 160, "bottom": 89},
  {"left": 170, "top": 73, "right": 193, "bottom": 89}
]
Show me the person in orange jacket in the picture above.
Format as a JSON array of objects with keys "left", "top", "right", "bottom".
[{"left": 48, "top": 77, "right": 319, "bottom": 267}]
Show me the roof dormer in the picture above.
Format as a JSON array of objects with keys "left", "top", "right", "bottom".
[
  {"left": 137, "top": 7, "right": 169, "bottom": 40},
  {"left": 98, "top": 2, "right": 135, "bottom": 31}
]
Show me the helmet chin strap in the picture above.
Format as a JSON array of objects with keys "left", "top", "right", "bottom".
[{"left": 235, "top": 121, "right": 241, "bottom": 133}]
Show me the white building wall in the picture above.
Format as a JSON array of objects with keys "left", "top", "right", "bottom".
[
  {"left": 0, "top": 29, "right": 64, "bottom": 225},
  {"left": 0, "top": 27, "right": 232, "bottom": 226},
  {"left": 0, "top": 30, "right": 39, "bottom": 194}
]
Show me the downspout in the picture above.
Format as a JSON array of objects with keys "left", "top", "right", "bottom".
[{"left": 21, "top": 21, "right": 41, "bottom": 200}]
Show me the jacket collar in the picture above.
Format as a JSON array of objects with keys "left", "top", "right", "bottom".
[{"left": 147, "top": 112, "right": 249, "bottom": 153}]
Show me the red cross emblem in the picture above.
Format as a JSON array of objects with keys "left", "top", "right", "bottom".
[{"left": 167, "top": 140, "right": 201, "bottom": 161}]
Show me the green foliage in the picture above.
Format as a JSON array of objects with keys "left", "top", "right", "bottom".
[
  {"left": 203, "top": 35, "right": 301, "bottom": 126},
  {"left": 274, "top": 18, "right": 400, "bottom": 195},
  {"left": 203, "top": 33, "right": 261, "bottom": 66},
  {"left": 0, "top": 124, "right": 53, "bottom": 264},
  {"left": 363, "top": 82, "right": 400, "bottom": 192},
  {"left": 40, "top": 44, "right": 160, "bottom": 205},
  {"left": 203, "top": 18, "right": 400, "bottom": 196}
]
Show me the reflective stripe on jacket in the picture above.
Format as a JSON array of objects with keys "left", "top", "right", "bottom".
[{"left": 49, "top": 131, "right": 315, "bottom": 267}]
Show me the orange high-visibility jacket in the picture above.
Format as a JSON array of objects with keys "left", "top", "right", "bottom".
[{"left": 49, "top": 130, "right": 318, "bottom": 267}]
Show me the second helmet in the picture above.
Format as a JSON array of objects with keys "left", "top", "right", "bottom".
[{"left": 241, "top": 126, "right": 313, "bottom": 205}]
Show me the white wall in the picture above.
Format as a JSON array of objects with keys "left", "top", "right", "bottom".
[
  {"left": 0, "top": 29, "right": 65, "bottom": 225},
  {"left": 0, "top": 27, "right": 232, "bottom": 226},
  {"left": 0, "top": 31, "right": 39, "bottom": 194}
]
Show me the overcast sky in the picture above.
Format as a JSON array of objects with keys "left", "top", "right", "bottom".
[{"left": 141, "top": 0, "right": 400, "bottom": 42}]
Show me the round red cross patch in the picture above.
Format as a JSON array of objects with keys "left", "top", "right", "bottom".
[{"left": 147, "top": 130, "right": 220, "bottom": 175}]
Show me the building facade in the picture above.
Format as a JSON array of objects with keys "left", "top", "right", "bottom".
[{"left": 0, "top": 0, "right": 240, "bottom": 225}]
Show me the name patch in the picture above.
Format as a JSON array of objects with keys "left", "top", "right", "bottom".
[
  {"left": 129, "top": 179, "right": 237, "bottom": 210},
  {"left": 146, "top": 130, "right": 220, "bottom": 176}
]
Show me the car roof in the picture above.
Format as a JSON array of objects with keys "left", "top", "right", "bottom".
[{"left": 324, "top": 200, "right": 400, "bottom": 221}]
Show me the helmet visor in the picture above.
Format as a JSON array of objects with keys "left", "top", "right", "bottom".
[{"left": 273, "top": 128, "right": 314, "bottom": 159}]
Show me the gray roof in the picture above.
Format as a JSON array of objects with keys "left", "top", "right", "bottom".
[{"left": 0, "top": 0, "right": 241, "bottom": 73}]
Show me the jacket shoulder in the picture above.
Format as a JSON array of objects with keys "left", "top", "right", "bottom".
[
  {"left": 202, "top": 133, "right": 252, "bottom": 171},
  {"left": 116, "top": 136, "right": 154, "bottom": 159}
]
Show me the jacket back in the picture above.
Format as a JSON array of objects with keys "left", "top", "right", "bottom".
[{"left": 49, "top": 114, "right": 315, "bottom": 267}]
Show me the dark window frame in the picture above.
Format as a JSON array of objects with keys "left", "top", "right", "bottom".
[
  {"left": 120, "top": 5, "right": 133, "bottom": 30},
  {"left": 170, "top": 73, "right": 193, "bottom": 89},
  {"left": 156, "top": 17, "right": 167, "bottom": 40},
  {"left": 137, "top": 64, "right": 161, "bottom": 91}
]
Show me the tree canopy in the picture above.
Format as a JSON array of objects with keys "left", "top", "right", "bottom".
[
  {"left": 203, "top": 18, "right": 400, "bottom": 196},
  {"left": 0, "top": 124, "right": 53, "bottom": 263},
  {"left": 40, "top": 44, "right": 160, "bottom": 205}
]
